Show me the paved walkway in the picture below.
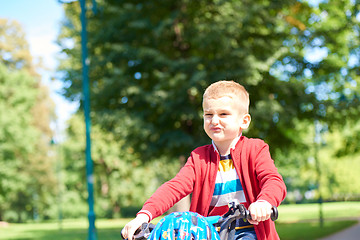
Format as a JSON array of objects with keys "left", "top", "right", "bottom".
[{"left": 318, "top": 219, "right": 360, "bottom": 240}]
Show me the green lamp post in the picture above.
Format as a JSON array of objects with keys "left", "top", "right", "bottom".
[
  {"left": 80, "top": 0, "right": 97, "bottom": 239},
  {"left": 58, "top": 0, "right": 97, "bottom": 239}
]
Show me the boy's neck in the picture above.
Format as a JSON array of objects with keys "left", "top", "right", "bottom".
[{"left": 212, "top": 135, "right": 241, "bottom": 156}]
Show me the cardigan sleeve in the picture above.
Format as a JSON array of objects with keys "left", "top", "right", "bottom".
[
  {"left": 137, "top": 155, "right": 196, "bottom": 220},
  {"left": 252, "top": 140, "right": 286, "bottom": 207}
]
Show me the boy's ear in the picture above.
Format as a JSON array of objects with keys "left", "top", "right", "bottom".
[{"left": 240, "top": 114, "right": 251, "bottom": 130}]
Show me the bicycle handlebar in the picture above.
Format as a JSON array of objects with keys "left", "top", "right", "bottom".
[
  {"left": 213, "top": 201, "right": 278, "bottom": 240},
  {"left": 123, "top": 200, "right": 278, "bottom": 240},
  {"left": 224, "top": 200, "right": 278, "bottom": 221}
]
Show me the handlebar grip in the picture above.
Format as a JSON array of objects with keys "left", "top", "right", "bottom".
[
  {"left": 134, "top": 223, "right": 156, "bottom": 240},
  {"left": 246, "top": 206, "right": 278, "bottom": 221},
  {"left": 122, "top": 222, "right": 155, "bottom": 240},
  {"left": 270, "top": 206, "right": 278, "bottom": 221}
]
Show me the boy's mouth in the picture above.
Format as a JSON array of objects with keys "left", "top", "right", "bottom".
[{"left": 211, "top": 127, "right": 222, "bottom": 132}]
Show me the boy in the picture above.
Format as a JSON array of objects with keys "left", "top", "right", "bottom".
[{"left": 122, "top": 80, "right": 286, "bottom": 240}]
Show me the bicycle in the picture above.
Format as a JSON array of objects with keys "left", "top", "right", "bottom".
[{"left": 125, "top": 199, "right": 278, "bottom": 240}]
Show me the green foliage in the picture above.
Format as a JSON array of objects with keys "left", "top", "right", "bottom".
[
  {"left": 0, "top": 18, "right": 35, "bottom": 75},
  {"left": 0, "top": 19, "right": 56, "bottom": 222},
  {"left": 0, "top": 64, "right": 56, "bottom": 222},
  {"left": 317, "top": 126, "right": 360, "bottom": 200},
  {"left": 277, "top": 120, "right": 360, "bottom": 203},
  {"left": 0, "top": 64, "right": 39, "bottom": 221},
  {"left": 56, "top": 0, "right": 360, "bottom": 211},
  {"left": 60, "top": 114, "right": 181, "bottom": 218},
  {"left": 58, "top": 0, "right": 321, "bottom": 158}
]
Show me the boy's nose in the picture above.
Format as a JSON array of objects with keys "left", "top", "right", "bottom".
[{"left": 211, "top": 115, "right": 219, "bottom": 124}]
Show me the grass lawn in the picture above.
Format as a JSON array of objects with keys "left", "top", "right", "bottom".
[
  {"left": 277, "top": 201, "right": 360, "bottom": 223},
  {"left": 276, "top": 220, "right": 358, "bottom": 240},
  {"left": 0, "top": 202, "right": 359, "bottom": 240},
  {"left": 0, "top": 218, "right": 128, "bottom": 240}
]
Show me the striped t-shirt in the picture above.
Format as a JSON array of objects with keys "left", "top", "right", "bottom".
[
  {"left": 209, "top": 154, "right": 253, "bottom": 231},
  {"left": 209, "top": 154, "right": 246, "bottom": 215}
]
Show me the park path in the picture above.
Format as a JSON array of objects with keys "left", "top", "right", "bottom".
[{"left": 318, "top": 218, "right": 360, "bottom": 240}]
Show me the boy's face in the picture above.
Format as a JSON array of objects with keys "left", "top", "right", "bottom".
[{"left": 203, "top": 95, "right": 250, "bottom": 146}]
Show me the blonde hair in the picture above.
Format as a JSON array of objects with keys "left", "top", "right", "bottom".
[{"left": 203, "top": 80, "right": 250, "bottom": 113}]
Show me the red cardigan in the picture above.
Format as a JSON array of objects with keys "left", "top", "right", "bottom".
[{"left": 138, "top": 136, "right": 286, "bottom": 240}]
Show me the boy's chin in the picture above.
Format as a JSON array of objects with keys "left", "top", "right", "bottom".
[
  {"left": 210, "top": 137, "right": 228, "bottom": 145},
  {"left": 208, "top": 133, "right": 229, "bottom": 141},
  {"left": 207, "top": 134, "right": 223, "bottom": 142},
  {"left": 210, "top": 136, "right": 240, "bottom": 145}
]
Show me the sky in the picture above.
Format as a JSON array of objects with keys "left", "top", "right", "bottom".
[{"left": 0, "top": 0, "right": 79, "bottom": 140}]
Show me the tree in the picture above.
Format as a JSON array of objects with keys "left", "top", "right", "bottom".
[
  {"left": 0, "top": 19, "right": 36, "bottom": 75},
  {"left": 57, "top": 0, "right": 360, "bottom": 204},
  {"left": 58, "top": 0, "right": 319, "bottom": 157},
  {"left": 0, "top": 19, "right": 56, "bottom": 222},
  {"left": 0, "top": 64, "right": 54, "bottom": 221},
  {"left": 60, "top": 114, "right": 180, "bottom": 218}
]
